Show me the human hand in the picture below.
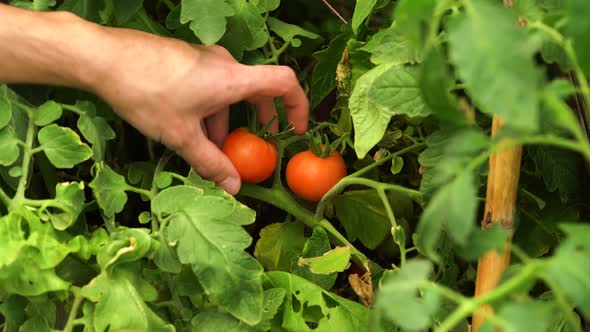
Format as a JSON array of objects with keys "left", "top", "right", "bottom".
[{"left": 90, "top": 28, "right": 308, "bottom": 195}]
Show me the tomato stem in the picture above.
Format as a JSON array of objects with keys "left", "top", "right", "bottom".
[
  {"left": 238, "top": 183, "right": 375, "bottom": 268},
  {"left": 62, "top": 286, "right": 84, "bottom": 332}
]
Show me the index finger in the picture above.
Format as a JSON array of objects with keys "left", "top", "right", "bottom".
[{"left": 233, "top": 65, "right": 309, "bottom": 134}]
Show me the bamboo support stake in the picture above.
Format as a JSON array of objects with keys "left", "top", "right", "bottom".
[{"left": 471, "top": 117, "right": 522, "bottom": 331}]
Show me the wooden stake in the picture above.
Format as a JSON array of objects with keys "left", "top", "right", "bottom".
[{"left": 471, "top": 117, "right": 522, "bottom": 331}]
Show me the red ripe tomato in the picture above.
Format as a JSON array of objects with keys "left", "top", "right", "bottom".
[
  {"left": 286, "top": 149, "right": 347, "bottom": 202},
  {"left": 222, "top": 128, "right": 277, "bottom": 184}
]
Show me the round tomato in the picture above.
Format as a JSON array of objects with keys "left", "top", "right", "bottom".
[
  {"left": 222, "top": 128, "right": 277, "bottom": 183},
  {"left": 286, "top": 149, "right": 347, "bottom": 202}
]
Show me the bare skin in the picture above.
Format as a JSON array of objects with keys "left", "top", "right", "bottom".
[{"left": 0, "top": 4, "right": 309, "bottom": 194}]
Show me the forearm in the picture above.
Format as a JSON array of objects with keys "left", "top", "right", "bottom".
[{"left": 0, "top": 4, "right": 107, "bottom": 92}]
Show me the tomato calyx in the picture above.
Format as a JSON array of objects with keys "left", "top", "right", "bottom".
[
  {"left": 307, "top": 131, "right": 348, "bottom": 158},
  {"left": 248, "top": 110, "right": 294, "bottom": 142}
]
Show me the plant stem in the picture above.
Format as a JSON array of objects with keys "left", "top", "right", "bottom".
[
  {"left": 60, "top": 103, "right": 84, "bottom": 116},
  {"left": 436, "top": 262, "right": 540, "bottom": 332},
  {"left": 62, "top": 288, "right": 84, "bottom": 332},
  {"left": 14, "top": 103, "right": 37, "bottom": 204},
  {"left": 315, "top": 177, "right": 423, "bottom": 220},
  {"left": 125, "top": 185, "right": 154, "bottom": 200},
  {"left": 238, "top": 183, "right": 371, "bottom": 265},
  {"left": 528, "top": 21, "right": 590, "bottom": 127},
  {"left": 315, "top": 143, "right": 425, "bottom": 219},
  {"left": 0, "top": 186, "right": 12, "bottom": 210}
]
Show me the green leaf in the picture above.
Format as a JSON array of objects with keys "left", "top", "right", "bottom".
[
  {"left": 480, "top": 301, "right": 553, "bottom": 332},
  {"left": 219, "top": 0, "right": 268, "bottom": 60},
  {"left": 0, "top": 214, "right": 83, "bottom": 296},
  {"left": 392, "top": 0, "right": 436, "bottom": 53},
  {"left": 416, "top": 172, "right": 478, "bottom": 262},
  {"left": 44, "top": 182, "right": 85, "bottom": 230},
  {"left": 124, "top": 9, "right": 172, "bottom": 36},
  {"left": 257, "top": 288, "right": 287, "bottom": 331},
  {"left": 77, "top": 113, "right": 115, "bottom": 162},
  {"left": 81, "top": 265, "right": 174, "bottom": 332},
  {"left": 390, "top": 156, "right": 404, "bottom": 174},
  {"left": 0, "top": 126, "right": 20, "bottom": 166},
  {"left": 334, "top": 190, "right": 391, "bottom": 249},
  {"left": 361, "top": 24, "right": 423, "bottom": 65},
  {"left": 311, "top": 33, "right": 349, "bottom": 109},
  {"left": 34, "top": 101, "right": 62, "bottom": 126},
  {"left": 448, "top": 0, "right": 541, "bottom": 131},
  {"left": 154, "top": 171, "right": 173, "bottom": 189},
  {"left": 457, "top": 225, "right": 510, "bottom": 261},
  {"left": 546, "top": 223, "right": 590, "bottom": 318},
  {"left": 253, "top": 0, "right": 279, "bottom": 13},
  {"left": 292, "top": 227, "right": 338, "bottom": 290},
  {"left": 419, "top": 129, "right": 489, "bottom": 198},
  {"left": 267, "top": 17, "right": 320, "bottom": 48},
  {"left": 96, "top": 228, "right": 158, "bottom": 273},
  {"left": 264, "top": 271, "right": 370, "bottom": 331},
  {"left": 113, "top": 0, "right": 143, "bottom": 25},
  {"left": 180, "top": 0, "right": 234, "bottom": 45},
  {"left": 89, "top": 165, "right": 128, "bottom": 218},
  {"left": 350, "top": 63, "right": 430, "bottom": 158},
  {"left": 351, "top": 0, "right": 377, "bottom": 34},
  {"left": 38, "top": 124, "right": 92, "bottom": 168},
  {"left": 531, "top": 146, "right": 583, "bottom": 203},
  {"left": 59, "top": 0, "right": 102, "bottom": 23},
  {"left": 513, "top": 0, "right": 544, "bottom": 21},
  {"left": 568, "top": 0, "right": 590, "bottom": 76},
  {"left": 375, "top": 260, "right": 439, "bottom": 330},
  {"left": 154, "top": 227, "right": 182, "bottom": 273},
  {"left": 152, "top": 186, "right": 262, "bottom": 324},
  {"left": 0, "top": 96, "right": 13, "bottom": 129},
  {"left": 297, "top": 246, "right": 351, "bottom": 274},
  {"left": 420, "top": 48, "right": 465, "bottom": 125},
  {"left": 192, "top": 311, "right": 256, "bottom": 332},
  {"left": 254, "top": 222, "right": 306, "bottom": 271},
  {"left": 0, "top": 296, "right": 27, "bottom": 332}
]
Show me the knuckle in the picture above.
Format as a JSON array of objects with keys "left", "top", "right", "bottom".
[
  {"left": 161, "top": 123, "right": 193, "bottom": 152},
  {"left": 279, "top": 66, "right": 297, "bottom": 83}
]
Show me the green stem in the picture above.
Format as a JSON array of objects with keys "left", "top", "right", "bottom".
[
  {"left": 125, "top": 185, "right": 154, "bottom": 200},
  {"left": 435, "top": 262, "right": 541, "bottom": 332},
  {"left": 60, "top": 104, "right": 84, "bottom": 116},
  {"left": 315, "top": 177, "right": 423, "bottom": 220},
  {"left": 0, "top": 186, "right": 12, "bottom": 210},
  {"left": 62, "top": 288, "right": 84, "bottom": 332},
  {"left": 528, "top": 21, "right": 590, "bottom": 126},
  {"left": 14, "top": 103, "right": 37, "bottom": 204},
  {"left": 239, "top": 184, "right": 316, "bottom": 227},
  {"left": 315, "top": 143, "right": 425, "bottom": 219},
  {"left": 238, "top": 183, "right": 371, "bottom": 265}
]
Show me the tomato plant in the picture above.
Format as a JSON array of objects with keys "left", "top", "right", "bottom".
[
  {"left": 222, "top": 127, "right": 277, "bottom": 184},
  {"left": 2, "top": 0, "right": 590, "bottom": 332},
  {"left": 286, "top": 148, "right": 347, "bottom": 201}
]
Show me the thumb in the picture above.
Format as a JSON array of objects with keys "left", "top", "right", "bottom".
[{"left": 178, "top": 131, "right": 241, "bottom": 195}]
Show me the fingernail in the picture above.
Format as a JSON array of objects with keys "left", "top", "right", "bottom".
[{"left": 219, "top": 176, "right": 240, "bottom": 195}]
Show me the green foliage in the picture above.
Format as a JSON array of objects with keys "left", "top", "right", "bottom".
[
  {"left": 350, "top": 63, "right": 430, "bottom": 158},
  {"left": 3, "top": 0, "right": 590, "bottom": 331},
  {"left": 448, "top": 0, "right": 542, "bottom": 131},
  {"left": 254, "top": 221, "right": 306, "bottom": 272}
]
